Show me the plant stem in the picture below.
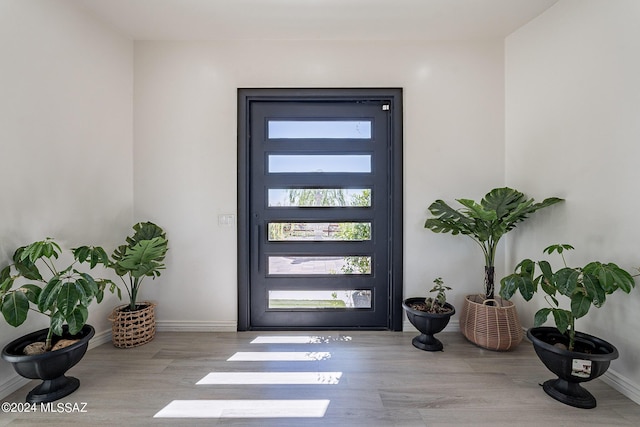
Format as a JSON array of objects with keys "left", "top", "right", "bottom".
[
  {"left": 44, "top": 328, "right": 54, "bottom": 352},
  {"left": 484, "top": 266, "right": 495, "bottom": 300},
  {"left": 568, "top": 316, "right": 576, "bottom": 351},
  {"left": 41, "top": 259, "right": 57, "bottom": 277}
]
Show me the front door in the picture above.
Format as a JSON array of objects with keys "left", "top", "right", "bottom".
[{"left": 238, "top": 88, "right": 402, "bottom": 330}]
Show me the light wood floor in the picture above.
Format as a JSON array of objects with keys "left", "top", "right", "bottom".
[{"left": 2, "top": 331, "right": 640, "bottom": 426}]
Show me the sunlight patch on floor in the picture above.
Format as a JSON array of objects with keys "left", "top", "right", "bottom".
[
  {"left": 154, "top": 399, "right": 331, "bottom": 418},
  {"left": 196, "top": 371, "right": 342, "bottom": 385},
  {"left": 251, "top": 335, "right": 352, "bottom": 344},
  {"left": 227, "top": 351, "right": 332, "bottom": 361}
]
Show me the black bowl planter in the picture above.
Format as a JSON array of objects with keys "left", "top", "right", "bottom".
[
  {"left": 1, "top": 325, "right": 95, "bottom": 403},
  {"left": 402, "top": 297, "right": 455, "bottom": 351},
  {"left": 527, "top": 327, "right": 619, "bottom": 409}
]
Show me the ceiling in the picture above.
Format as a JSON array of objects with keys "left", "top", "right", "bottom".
[{"left": 70, "top": 0, "right": 559, "bottom": 41}]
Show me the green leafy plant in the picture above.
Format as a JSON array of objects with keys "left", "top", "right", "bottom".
[
  {"left": 0, "top": 238, "right": 116, "bottom": 351},
  {"left": 110, "top": 222, "right": 168, "bottom": 311},
  {"left": 423, "top": 277, "right": 452, "bottom": 313},
  {"left": 424, "top": 187, "right": 562, "bottom": 300},
  {"left": 500, "top": 244, "right": 637, "bottom": 351}
]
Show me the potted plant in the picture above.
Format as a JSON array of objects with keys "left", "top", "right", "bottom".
[
  {"left": 108, "top": 221, "right": 168, "bottom": 348},
  {"left": 500, "top": 244, "right": 637, "bottom": 408},
  {"left": 0, "top": 238, "right": 115, "bottom": 402},
  {"left": 402, "top": 277, "right": 455, "bottom": 351},
  {"left": 424, "top": 187, "right": 562, "bottom": 350}
]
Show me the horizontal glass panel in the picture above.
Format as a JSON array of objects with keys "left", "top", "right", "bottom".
[
  {"left": 268, "top": 256, "right": 372, "bottom": 275},
  {"left": 268, "top": 120, "right": 371, "bottom": 139},
  {"left": 268, "top": 290, "right": 372, "bottom": 309},
  {"left": 268, "top": 222, "right": 371, "bottom": 241},
  {"left": 268, "top": 155, "right": 371, "bottom": 173},
  {"left": 268, "top": 188, "right": 371, "bottom": 207}
]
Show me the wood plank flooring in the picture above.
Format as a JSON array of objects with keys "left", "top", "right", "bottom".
[{"left": 2, "top": 331, "right": 640, "bottom": 426}]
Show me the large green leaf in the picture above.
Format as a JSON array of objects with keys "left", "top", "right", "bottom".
[
  {"left": 116, "top": 237, "right": 168, "bottom": 278},
  {"left": 110, "top": 244, "right": 129, "bottom": 271},
  {"left": 127, "top": 222, "right": 167, "bottom": 249},
  {"left": 1, "top": 291, "right": 29, "bottom": 327},
  {"left": 1, "top": 272, "right": 14, "bottom": 295},
  {"left": 481, "top": 187, "right": 525, "bottom": 219},
  {"left": 57, "top": 282, "right": 81, "bottom": 317},
  {"left": 424, "top": 200, "right": 475, "bottom": 235},
  {"left": 20, "top": 284, "right": 42, "bottom": 304},
  {"left": 581, "top": 273, "right": 605, "bottom": 307},
  {"left": 66, "top": 306, "right": 88, "bottom": 335},
  {"left": 552, "top": 309, "right": 572, "bottom": 334},
  {"left": 78, "top": 273, "right": 99, "bottom": 297},
  {"left": 499, "top": 275, "right": 519, "bottom": 300},
  {"left": 554, "top": 267, "right": 580, "bottom": 296},
  {"left": 50, "top": 312, "right": 64, "bottom": 337},
  {"left": 538, "top": 260, "right": 553, "bottom": 282},
  {"left": 38, "top": 277, "right": 62, "bottom": 312},
  {"left": 74, "top": 278, "right": 91, "bottom": 306},
  {"left": 457, "top": 199, "right": 496, "bottom": 221},
  {"left": 500, "top": 259, "right": 536, "bottom": 300},
  {"left": 538, "top": 261, "right": 557, "bottom": 296},
  {"left": 0, "top": 266, "right": 12, "bottom": 293},
  {"left": 12, "top": 247, "right": 42, "bottom": 281},
  {"left": 518, "top": 275, "right": 537, "bottom": 301},
  {"left": 533, "top": 307, "right": 552, "bottom": 327},
  {"left": 571, "top": 292, "right": 592, "bottom": 319}
]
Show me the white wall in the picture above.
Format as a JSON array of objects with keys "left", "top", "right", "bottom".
[
  {"left": 133, "top": 40, "right": 505, "bottom": 327},
  {"left": 0, "top": 0, "right": 133, "bottom": 391},
  {"left": 506, "top": 0, "right": 640, "bottom": 399}
]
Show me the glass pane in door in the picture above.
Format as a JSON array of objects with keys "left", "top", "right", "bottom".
[
  {"left": 267, "top": 256, "right": 372, "bottom": 275},
  {"left": 268, "top": 155, "right": 371, "bottom": 173},
  {"left": 268, "top": 222, "right": 371, "bottom": 241},
  {"left": 268, "top": 120, "right": 372, "bottom": 139},
  {"left": 268, "top": 188, "right": 371, "bottom": 207},
  {"left": 268, "top": 290, "right": 372, "bottom": 309}
]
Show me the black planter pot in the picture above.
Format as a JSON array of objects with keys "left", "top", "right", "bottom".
[
  {"left": 527, "top": 326, "right": 618, "bottom": 409},
  {"left": 402, "top": 297, "right": 455, "bottom": 351},
  {"left": 1, "top": 324, "right": 95, "bottom": 403}
]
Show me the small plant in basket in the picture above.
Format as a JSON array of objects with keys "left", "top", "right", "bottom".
[{"left": 107, "top": 221, "right": 168, "bottom": 348}]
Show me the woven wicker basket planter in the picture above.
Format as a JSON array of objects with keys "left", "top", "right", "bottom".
[
  {"left": 459, "top": 294, "right": 523, "bottom": 351},
  {"left": 109, "top": 302, "right": 156, "bottom": 348}
]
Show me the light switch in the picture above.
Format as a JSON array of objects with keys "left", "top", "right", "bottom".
[{"left": 218, "top": 214, "right": 235, "bottom": 226}]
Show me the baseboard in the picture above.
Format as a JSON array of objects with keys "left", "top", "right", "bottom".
[
  {"left": 601, "top": 368, "right": 640, "bottom": 405},
  {"left": 0, "top": 372, "right": 30, "bottom": 401},
  {"left": 90, "top": 328, "right": 112, "bottom": 349},
  {"left": 156, "top": 320, "right": 237, "bottom": 332}
]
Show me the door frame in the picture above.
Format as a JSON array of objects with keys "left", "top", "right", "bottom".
[{"left": 237, "top": 88, "right": 403, "bottom": 331}]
